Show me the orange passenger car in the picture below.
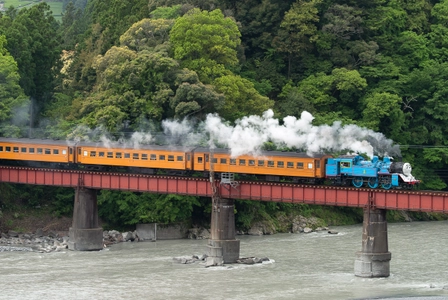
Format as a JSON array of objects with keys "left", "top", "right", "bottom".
[
  {"left": 0, "top": 138, "right": 72, "bottom": 164},
  {"left": 76, "top": 142, "right": 193, "bottom": 172},
  {"left": 193, "top": 148, "right": 331, "bottom": 182}
]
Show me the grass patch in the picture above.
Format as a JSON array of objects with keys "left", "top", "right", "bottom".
[{"left": 1, "top": 0, "right": 63, "bottom": 21}]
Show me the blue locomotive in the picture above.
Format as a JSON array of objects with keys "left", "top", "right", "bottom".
[{"left": 325, "top": 155, "right": 420, "bottom": 189}]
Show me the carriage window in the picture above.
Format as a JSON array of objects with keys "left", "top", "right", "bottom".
[
  {"left": 62, "top": 150, "right": 67, "bottom": 155},
  {"left": 187, "top": 154, "right": 191, "bottom": 161},
  {"left": 220, "top": 158, "right": 227, "bottom": 164},
  {"left": 116, "top": 152, "right": 122, "bottom": 158},
  {"left": 297, "top": 162, "right": 304, "bottom": 169},
  {"left": 107, "top": 152, "right": 113, "bottom": 158},
  {"left": 316, "top": 161, "right": 320, "bottom": 168},
  {"left": 287, "top": 162, "right": 294, "bottom": 168},
  {"left": 53, "top": 149, "right": 59, "bottom": 155},
  {"left": 230, "top": 159, "right": 236, "bottom": 165},
  {"left": 29, "top": 148, "right": 35, "bottom": 153},
  {"left": 308, "top": 163, "right": 313, "bottom": 169},
  {"left": 249, "top": 160, "right": 255, "bottom": 166},
  {"left": 83, "top": 150, "right": 88, "bottom": 156},
  {"left": 212, "top": 158, "right": 217, "bottom": 163},
  {"left": 133, "top": 153, "right": 139, "bottom": 159},
  {"left": 142, "top": 154, "right": 148, "bottom": 160},
  {"left": 90, "top": 151, "right": 96, "bottom": 157},
  {"left": 277, "top": 161, "right": 284, "bottom": 168},
  {"left": 21, "top": 147, "right": 27, "bottom": 153},
  {"left": 159, "top": 155, "right": 165, "bottom": 160},
  {"left": 268, "top": 161, "right": 274, "bottom": 167},
  {"left": 78, "top": 148, "right": 81, "bottom": 155},
  {"left": 37, "top": 148, "right": 42, "bottom": 154},
  {"left": 239, "top": 159, "right": 246, "bottom": 166},
  {"left": 150, "top": 154, "right": 156, "bottom": 160},
  {"left": 13, "top": 147, "right": 19, "bottom": 153},
  {"left": 177, "top": 156, "right": 183, "bottom": 161},
  {"left": 0, "top": 146, "right": 3, "bottom": 151},
  {"left": 205, "top": 155, "right": 209, "bottom": 163},
  {"left": 168, "top": 155, "right": 174, "bottom": 161},
  {"left": 124, "top": 153, "right": 130, "bottom": 158},
  {"left": 6, "top": 146, "right": 11, "bottom": 152},
  {"left": 69, "top": 148, "right": 73, "bottom": 154},
  {"left": 198, "top": 157, "right": 203, "bottom": 163},
  {"left": 99, "top": 152, "right": 105, "bottom": 157},
  {"left": 45, "top": 149, "right": 51, "bottom": 154},
  {"left": 258, "top": 160, "right": 265, "bottom": 167}
]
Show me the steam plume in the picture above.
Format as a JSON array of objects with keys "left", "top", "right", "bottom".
[{"left": 67, "top": 110, "right": 401, "bottom": 158}]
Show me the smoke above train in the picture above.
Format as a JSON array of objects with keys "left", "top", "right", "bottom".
[
  {"left": 163, "top": 109, "right": 401, "bottom": 159},
  {"left": 70, "top": 109, "right": 401, "bottom": 159}
]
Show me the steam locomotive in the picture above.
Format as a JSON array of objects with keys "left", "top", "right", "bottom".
[{"left": 0, "top": 137, "right": 420, "bottom": 190}]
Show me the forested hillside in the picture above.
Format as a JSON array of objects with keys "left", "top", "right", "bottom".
[{"left": 1, "top": 0, "right": 448, "bottom": 230}]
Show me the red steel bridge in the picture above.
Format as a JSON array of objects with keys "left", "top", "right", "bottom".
[{"left": 1, "top": 166, "right": 447, "bottom": 213}]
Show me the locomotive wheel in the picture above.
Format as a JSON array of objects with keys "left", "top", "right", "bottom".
[
  {"left": 352, "top": 177, "right": 364, "bottom": 188},
  {"left": 381, "top": 176, "right": 392, "bottom": 190},
  {"left": 368, "top": 177, "right": 379, "bottom": 189}
]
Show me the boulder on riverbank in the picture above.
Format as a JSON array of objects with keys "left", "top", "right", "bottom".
[{"left": 0, "top": 229, "right": 141, "bottom": 253}]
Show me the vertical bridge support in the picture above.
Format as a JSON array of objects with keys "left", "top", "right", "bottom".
[
  {"left": 206, "top": 197, "right": 240, "bottom": 266},
  {"left": 68, "top": 188, "right": 103, "bottom": 251},
  {"left": 354, "top": 207, "right": 391, "bottom": 277}
]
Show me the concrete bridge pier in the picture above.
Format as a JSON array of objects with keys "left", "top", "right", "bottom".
[
  {"left": 354, "top": 208, "right": 391, "bottom": 277},
  {"left": 206, "top": 197, "right": 240, "bottom": 266},
  {"left": 68, "top": 188, "right": 103, "bottom": 251}
]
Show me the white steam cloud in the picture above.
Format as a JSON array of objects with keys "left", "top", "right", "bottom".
[
  {"left": 203, "top": 110, "right": 400, "bottom": 158},
  {"left": 67, "top": 110, "right": 400, "bottom": 158}
]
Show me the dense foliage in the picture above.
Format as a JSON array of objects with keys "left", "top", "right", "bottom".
[{"left": 2, "top": 0, "right": 448, "bottom": 228}]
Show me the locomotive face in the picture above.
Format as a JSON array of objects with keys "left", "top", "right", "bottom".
[{"left": 402, "top": 162, "right": 412, "bottom": 176}]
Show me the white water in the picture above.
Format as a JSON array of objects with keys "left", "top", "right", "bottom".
[{"left": 1, "top": 221, "right": 448, "bottom": 300}]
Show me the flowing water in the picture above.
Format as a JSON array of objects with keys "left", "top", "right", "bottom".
[{"left": 1, "top": 221, "right": 448, "bottom": 300}]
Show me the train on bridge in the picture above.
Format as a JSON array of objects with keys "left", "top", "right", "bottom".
[{"left": 0, "top": 137, "right": 420, "bottom": 190}]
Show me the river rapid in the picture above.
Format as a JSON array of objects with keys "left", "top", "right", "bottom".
[{"left": 1, "top": 221, "right": 448, "bottom": 300}]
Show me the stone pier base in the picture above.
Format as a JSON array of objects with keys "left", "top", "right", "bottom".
[
  {"left": 68, "top": 188, "right": 103, "bottom": 251},
  {"left": 206, "top": 197, "right": 240, "bottom": 266},
  {"left": 206, "top": 239, "right": 240, "bottom": 265},
  {"left": 354, "top": 208, "right": 391, "bottom": 277},
  {"left": 68, "top": 228, "right": 103, "bottom": 251},
  {"left": 354, "top": 252, "right": 391, "bottom": 277}
]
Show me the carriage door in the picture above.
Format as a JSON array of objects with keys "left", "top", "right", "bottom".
[
  {"left": 186, "top": 152, "right": 192, "bottom": 170},
  {"left": 204, "top": 154, "right": 210, "bottom": 171},
  {"left": 68, "top": 147, "right": 75, "bottom": 163},
  {"left": 315, "top": 159, "right": 321, "bottom": 177}
]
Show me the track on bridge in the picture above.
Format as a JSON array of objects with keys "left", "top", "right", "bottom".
[{"left": 0, "top": 166, "right": 447, "bottom": 213}]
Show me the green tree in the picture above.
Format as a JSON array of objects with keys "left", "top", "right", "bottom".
[
  {"left": 119, "top": 18, "right": 174, "bottom": 52},
  {"left": 74, "top": 45, "right": 180, "bottom": 131},
  {"left": 170, "top": 69, "right": 225, "bottom": 119},
  {"left": 287, "top": 68, "right": 367, "bottom": 119},
  {"left": 213, "top": 74, "right": 274, "bottom": 121},
  {"left": 98, "top": 190, "right": 200, "bottom": 229},
  {"left": 273, "top": 0, "right": 321, "bottom": 77},
  {"left": 0, "top": 3, "right": 61, "bottom": 122},
  {"left": 0, "top": 35, "right": 29, "bottom": 137},
  {"left": 428, "top": 0, "right": 448, "bottom": 62},
  {"left": 60, "top": 1, "right": 85, "bottom": 49},
  {"left": 150, "top": 5, "right": 182, "bottom": 19},
  {"left": 360, "top": 92, "right": 405, "bottom": 142},
  {"left": 170, "top": 8, "right": 241, "bottom": 83}
]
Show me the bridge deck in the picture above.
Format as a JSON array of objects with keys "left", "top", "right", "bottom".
[{"left": 0, "top": 166, "right": 446, "bottom": 213}]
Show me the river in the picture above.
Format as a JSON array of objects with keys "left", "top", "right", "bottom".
[{"left": 1, "top": 221, "right": 447, "bottom": 300}]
